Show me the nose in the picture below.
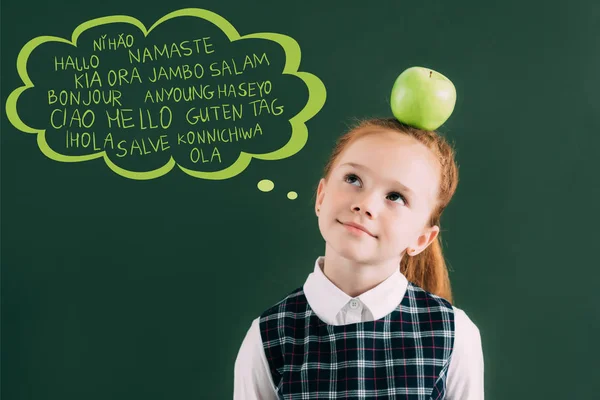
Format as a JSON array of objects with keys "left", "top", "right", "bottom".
[{"left": 351, "top": 192, "right": 380, "bottom": 218}]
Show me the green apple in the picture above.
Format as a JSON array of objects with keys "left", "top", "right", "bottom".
[{"left": 390, "top": 66, "right": 456, "bottom": 131}]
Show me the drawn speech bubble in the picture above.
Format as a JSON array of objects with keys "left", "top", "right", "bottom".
[{"left": 5, "top": 8, "right": 326, "bottom": 180}]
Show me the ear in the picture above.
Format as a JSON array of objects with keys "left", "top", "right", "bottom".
[
  {"left": 410, "top": 225, "right": 440, "bottom": 256},
  {"left": 315, "top": 178, "right": 326, "bottom": 216}
]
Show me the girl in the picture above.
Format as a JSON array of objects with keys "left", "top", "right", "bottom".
[{"left": 234, "top": 117, "right": 484, "bottom": 399}]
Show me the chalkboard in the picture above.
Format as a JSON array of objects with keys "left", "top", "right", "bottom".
[{"left": 2, "top": 1, "right": 598, "bottom": 399}]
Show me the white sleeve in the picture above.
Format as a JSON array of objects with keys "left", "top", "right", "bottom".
[
  {"left": 233, "top": 317, "right": 279, "bottom": 400},
  {"left": 445, "top": 307, "right": 485, "bottom": 400}
]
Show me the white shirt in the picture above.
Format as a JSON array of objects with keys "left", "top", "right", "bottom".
[{"left": 234, "top": 257, "right": 484, "bottom": 399}]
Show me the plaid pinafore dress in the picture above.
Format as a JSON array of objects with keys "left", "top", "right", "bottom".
[{"left": 259, "top": 282, "right": 455, "bottom": 399}]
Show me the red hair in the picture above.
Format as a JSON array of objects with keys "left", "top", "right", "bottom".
[{"left": 319, "top": 117, "right": 460, "bottom": 303}]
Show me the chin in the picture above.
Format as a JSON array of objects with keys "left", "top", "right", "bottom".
[{"left": 321, "top": 221, "right": 378, "bottom": 261}]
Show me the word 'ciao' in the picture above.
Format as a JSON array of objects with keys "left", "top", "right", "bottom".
[{"left": 50, "top": 101, "right": 283, "bottom": 130}]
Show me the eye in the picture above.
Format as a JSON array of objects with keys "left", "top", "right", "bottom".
[
  {"left": 343, "top": 173, "right": 362, "bottom": 186},
  {"left": 387, "top": 192, "right": 408, "bottom": 205},
  {"left": 344, "top": 173, "right": 409, "bottom": 206}
]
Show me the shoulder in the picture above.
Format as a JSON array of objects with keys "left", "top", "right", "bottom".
[
  {"left": 259, "top": 286, "right": 305, "bottom": 319},
  {"left": 406, "top": 281, "right": 454, "bottom": 311},
  {"left": 235, "top": 317, "right": 267, "bottom": 375},
  {"left": 451, "top": 305, "right": 482, "bottom": 344}
]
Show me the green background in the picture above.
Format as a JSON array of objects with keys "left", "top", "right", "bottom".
[{"left": 2, "top": 1, "right": 598, "bottom": 399}]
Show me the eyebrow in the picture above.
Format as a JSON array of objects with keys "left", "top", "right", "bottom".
[{"left": 339, "top": 162, "right": 417, "bottom": 198}]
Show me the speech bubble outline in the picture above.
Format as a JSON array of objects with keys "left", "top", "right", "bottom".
[{"left": 5, "top": 8, "right": 326, "bottom": 180}]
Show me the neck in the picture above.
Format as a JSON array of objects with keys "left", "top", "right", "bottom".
[{"left": 321, "top": 246, "right": 403, "bottom": 298}]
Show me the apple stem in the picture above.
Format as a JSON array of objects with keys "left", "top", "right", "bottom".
[{"left": 429, "top": 71, "right": 432, "bottom": 78}]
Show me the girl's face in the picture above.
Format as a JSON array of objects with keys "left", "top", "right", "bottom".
[{"left": 315, "top": 129, "right": 441, "bottom": 265}]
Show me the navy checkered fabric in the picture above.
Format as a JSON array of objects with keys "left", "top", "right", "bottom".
[{"left": 259, "top": 282, "right": 455, "bottom": 399}]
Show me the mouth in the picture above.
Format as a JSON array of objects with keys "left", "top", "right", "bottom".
[{"left": 338, "top": 220, "right": 377, "bottom": 238}]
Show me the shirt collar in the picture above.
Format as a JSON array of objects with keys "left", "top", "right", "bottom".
[{"left": 303, "top": 256, "right": 408, "bottom": 324}]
